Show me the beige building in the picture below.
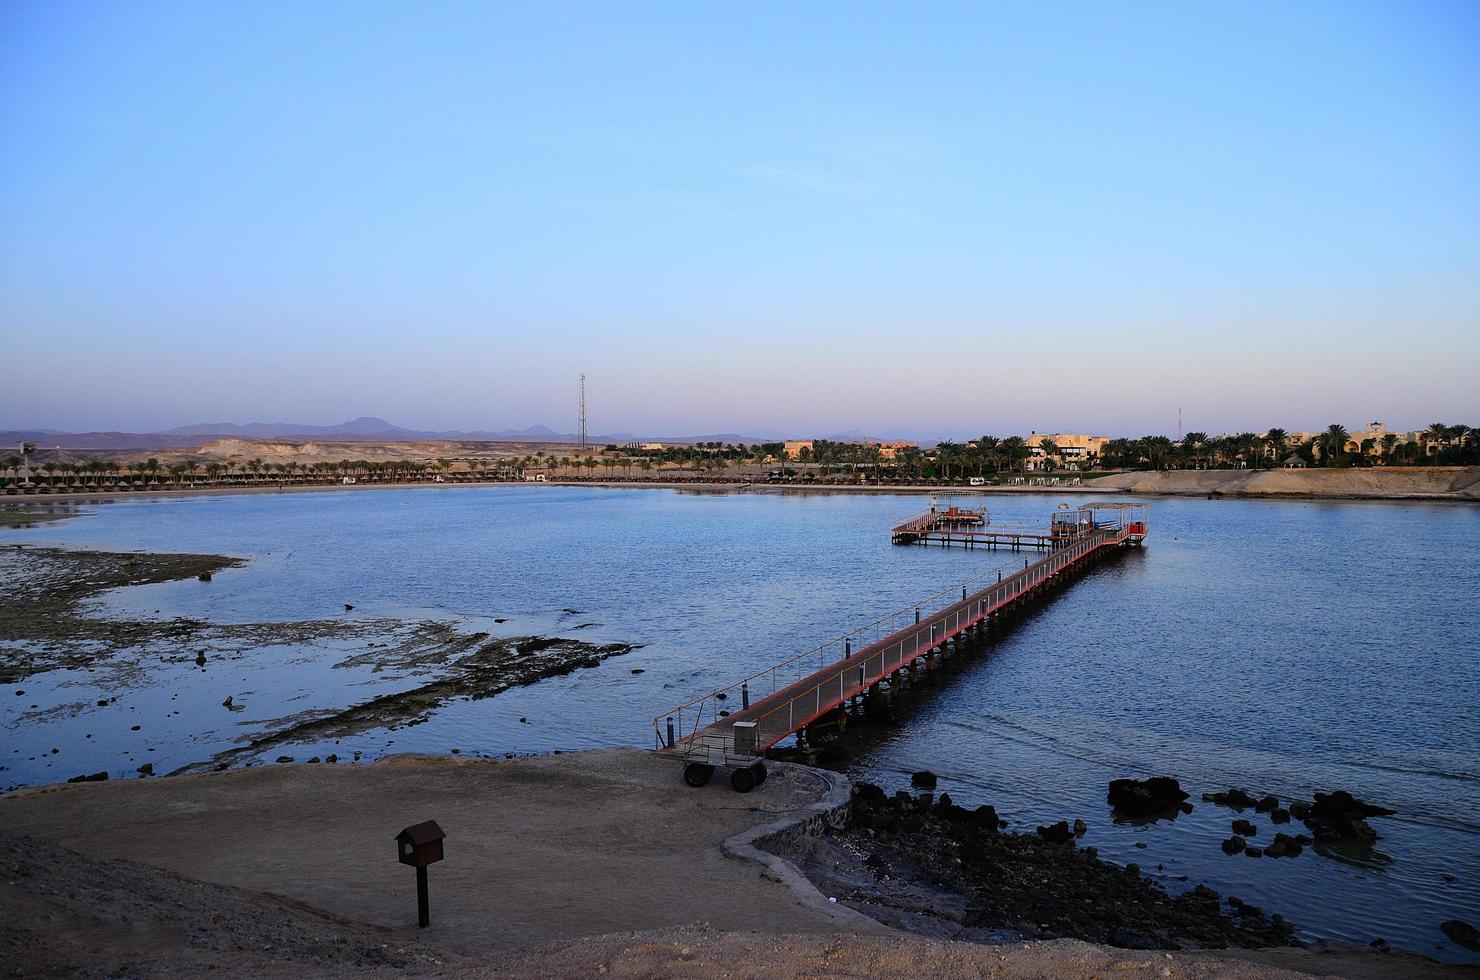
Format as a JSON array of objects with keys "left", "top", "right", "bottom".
[
  {"left": 1025, "top": 433, "right": 1111, "bottom": 470},
  {"left": 782, "top": 440, "right": 814, "bottom": 460},
  {"left": 865, "top": 440, "right": 916, "bottom": 461},
  {"left": 1272, "top": 422, "right": 1442, "bottom": 461}
]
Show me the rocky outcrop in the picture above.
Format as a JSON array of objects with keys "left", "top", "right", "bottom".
[
  {"left": 1302, "top": 790, "right": 1395, "bottom": 844},
  {"left": 842, "top": 782, "right": 1297, "bottom": 950},
  {"left": 1107, "top": 777, "right": 1191, "bottom": 819}
]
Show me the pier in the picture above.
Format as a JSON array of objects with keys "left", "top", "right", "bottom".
[
  {"left": 890, "top": 499, "right": 1116, "bottom": 550},
  {"left": 654, "top": 502, "right": 1148, "bottom": 789}
]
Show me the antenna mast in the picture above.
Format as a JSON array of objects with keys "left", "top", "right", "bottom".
[{"left": 579, "top": 373, "right": 587, "bottom": 451}]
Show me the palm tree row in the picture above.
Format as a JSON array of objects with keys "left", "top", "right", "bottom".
[{"left": 5, "top": 423, "right": 1475, "bottom": 493}]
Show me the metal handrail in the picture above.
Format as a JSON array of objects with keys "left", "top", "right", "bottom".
[{"left": 653, "top": 524, "right": 1129, "bottom": 747}]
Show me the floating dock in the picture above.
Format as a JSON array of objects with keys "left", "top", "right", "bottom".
[{"left": 653, "top": 503, "right": 1148, "bottom": 780}]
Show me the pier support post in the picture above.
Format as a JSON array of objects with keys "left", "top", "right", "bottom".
[
  {"left": 741, "top": 682, "right": 749, "bottom": 710},
  {"left": 665, "top": 717, "right": 675, "bottom": 748}
]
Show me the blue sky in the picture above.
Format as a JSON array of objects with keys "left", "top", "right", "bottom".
[{"left": 2, "top": 1, "right": 1477, "bottom": 438}]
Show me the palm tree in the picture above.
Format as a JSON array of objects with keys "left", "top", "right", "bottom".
[
  {"left": 1001, "top": 436, "right": 1028, "bottom": 473},
  {"left": 1264, "top": 429, "right": 1288, "bottom": 464},
  {"left": 1323, "top": 425, "right": 1350, "bottom": 466},
  {"left": 1426, "top": 422, "right": 1449, "bottom": 461},
  {"left": 1038, "top": 439, "right": 1060, "bottom": 471},
  {"left": 1181, "top": 432, "right": 1208, "bottom": 468}
]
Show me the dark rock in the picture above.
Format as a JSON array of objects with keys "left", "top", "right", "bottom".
[
  {"left": 1232, "top": 819, "right": 1257, "bottom": 837},
  {"left": 1303, "top": 790, "right": 1395, "bottom": 843},
  {"left": 325, "top": 753, "right": 338, "bottom": 763},
  {"left": 1203, "top": 788, "right": 1257, "bottom": 810},
  {"left": 130, "top": 725, "right": 140, "bottom": 731},
  {"left": 195, "top": 651, "right": 207, "bottom": 666},
  {"left": 221, "top": 696, "right": 233, "bottom": 708},
  {"left": 305, "top": 756, "right": 320, "bottom": 764},
  {"left": 938, "top": 792, "right": 953, "bottom": 809},
  {"left": 1441, "top": 919, "right": 1480, "bottom": 951},
  {"left": 1254, "top": 795, "right": 1279, "bottom": 813},
  {"left": 1221, "top": 836, "right": 1247, "bottom": 855},
  {"left": 1370, "top": 938, "right": 1391, "bottom": 953},
  {"left": 972, "top": 804, "right": 1001, "bottom": 832},
  {"left": 630, "top": 668, "right": 644, "bottom": 674},
  {"left": 1107, "top": 776, "right": 1189, "bottom": 818},
  {"left": 276, "top": 755, "right": 294, "bottom": 763},
  {"left": 1124, "top": 863, "right": 1140, "bottom": 876},
  {"left": 1244, "top": 847, "right": 1263, "bottom": 858},
  {"left": 1264, "top": 832, "right": 1304, "bottom": 859},
  {"left": 66, "top": 771, "right": 108, "bottom": 783},
  {"left": 136, "top": 762, "right": 154, "bottom": 775},
  {"left": 198, "top": 570, "right": 212, "bottom": 581},
  {"left": 1135, "top": 841, "right": 1147, "bottom": 849},
  {"left": 344, "top": 603, "right": 354, "bottom": 611},
  {"left": 911, "top": 770, "right": 938, "bottom": 790},
  {"left": 1190, "top": 884, "right": 1220, "bottom": 901},
  {"left": 1036, "top": 821, "right": 1074, "bottom": 844},
  {"left": 1073, "top": 819, "right": 1087, "bottom": 836},
  {"left": 1270, "top": 807, "right": 1291, "bottom": 824},
  {"left": 852, "top": 782, "right": 887, "bottom": 804},
  {"left": 1288, "top": 800, "right": 1312, "bottom": 820}
]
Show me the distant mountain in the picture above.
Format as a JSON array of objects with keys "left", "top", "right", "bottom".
[
  {"left": 165, "top": 416, "right": 415, "bottom": 438},
  {"left": 0, "top": 418, "right": 784, "bottom": 450}
]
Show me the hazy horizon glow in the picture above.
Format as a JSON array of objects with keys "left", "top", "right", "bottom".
[{"left": 2, "top": 1, "right": 1478, "bottom": 439}]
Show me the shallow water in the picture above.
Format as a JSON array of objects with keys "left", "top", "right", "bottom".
[{"left": 1, "top": 486, "right": 1476, "bottom": 960}]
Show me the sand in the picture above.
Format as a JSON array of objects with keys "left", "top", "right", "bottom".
[
  {"left": 1085, "top": 466, "right": 1480, "bottom": 501},
  {"left": 2, "top": 750, "right": 1469, "bottom": 978}
]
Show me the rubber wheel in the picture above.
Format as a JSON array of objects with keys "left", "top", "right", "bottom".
[
  {"left": 683, "top": 763, "right": 713, "bottom": 788},
  {"left": 751, "top": 761, "right": 768, "bottom": 785},
  {"left": 730, "top": 766, "right": 757, "bottom": 793}
]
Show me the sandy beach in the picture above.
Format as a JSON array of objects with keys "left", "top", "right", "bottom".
[{"left": 2, "top": 750, "right": 1468, "bottom": 978}]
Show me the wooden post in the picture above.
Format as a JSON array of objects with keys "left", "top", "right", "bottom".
[{"left": 416, "top": 865, "right": 429, "bottom": 928}]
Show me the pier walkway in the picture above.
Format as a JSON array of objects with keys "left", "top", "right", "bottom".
[{"left": 653, "top": 503, "right": 1147, "bottom": 774}]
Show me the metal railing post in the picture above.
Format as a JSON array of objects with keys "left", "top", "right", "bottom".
[
  {"left": 666, "top": 717, "right": 675, "bottom": 748},
  {"left": 741, "top": 682, "right": 749, "bottom": 710}
]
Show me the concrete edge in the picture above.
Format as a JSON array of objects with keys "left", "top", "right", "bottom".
[{"left": 719, "top": 761, "right": 889, "bottom": 934}]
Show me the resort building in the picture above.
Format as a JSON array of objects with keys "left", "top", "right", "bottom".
[
  {"left": 783, "top": 440, "right": 815, "bottom": 459},
  {"left": 865, "top": 440, "right": 917, "bottom": 461},
  {"left": 1025, "top": 433, "right": 1112, "bottom": 470}
]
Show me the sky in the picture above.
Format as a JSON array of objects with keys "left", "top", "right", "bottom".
[{"left": 2, "top": 1, "right": 1477, "bottom": 440}]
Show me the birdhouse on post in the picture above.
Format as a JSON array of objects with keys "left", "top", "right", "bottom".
[{"left": 395, "top": 819, "right": 445, "bottom": 927}]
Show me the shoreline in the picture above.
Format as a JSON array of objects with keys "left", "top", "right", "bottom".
[
  {"left": 4, "top": 469, "right": 1479, "bottom": 506},
  {"left": 2, "top": 751, "right": 1467, "bottom": 978}
]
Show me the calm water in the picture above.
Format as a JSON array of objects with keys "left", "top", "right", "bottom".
[{"left": 1, "top": 486, "right": 1477, "bottom": 961}]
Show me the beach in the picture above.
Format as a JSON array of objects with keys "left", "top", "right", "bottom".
[{"left": 3, "top": 749, "right": 1469, "bottom": 978}]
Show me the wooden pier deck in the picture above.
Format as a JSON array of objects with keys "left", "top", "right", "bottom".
[
  {"left": 654, "top": 503, "right": 1148, "bottom": 768},
  {"left": 891, "top": 504, "right": 1065, "bottom": 550}
]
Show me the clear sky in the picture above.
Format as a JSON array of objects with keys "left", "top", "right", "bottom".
[{"left": 2, "top": 1, "right": 1477, "bottom": 439}]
